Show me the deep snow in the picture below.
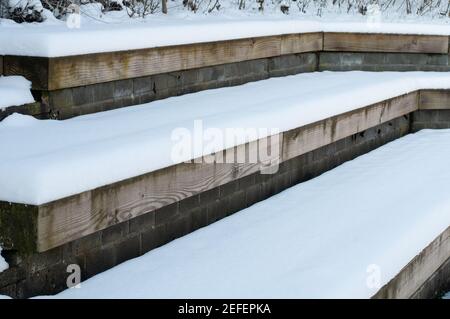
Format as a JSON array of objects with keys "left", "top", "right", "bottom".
[
  {"left": 1, "top": 71, "right": 450, "bottom": 205},
  {"left": 1, "top": 12, "right": 450, "bottom": 57},
  {"left": 46, "top": 129, "right": 450, "bottom": 299},
  {"left": 0, "top": 76, "right": 35, "bottom": 109}
]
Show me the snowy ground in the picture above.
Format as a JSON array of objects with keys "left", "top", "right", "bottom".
[
  {"left": 0, "top": 76, "right": 34, "bottom": 109},
  {"left": 34, "top": 129, "right": 450, "bottom": 299},
  {"left": 0, "top": 247, "right": 7, "bottom": 273},
  {"left": 1, "top": 71, "right": 450, "bottom": 205},
  {"left": 0, "top": 2, "right": 449, "bottom": 57}
]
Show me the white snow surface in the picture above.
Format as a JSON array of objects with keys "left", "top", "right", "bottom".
[
  {"left": 0, "top": 76, "right": 35, "bottom": 109},
  {"left": 1, "top": 71, "right": 450, "bottom": 205},
  {"left": 0, "top": 247, "right": 7, "bottom": 273},
  {"left": 47, "top": 129, "right": 450, "bottom": 299},
  {"left": 0, "top": 14, "right": 450, "bottom": 57}
]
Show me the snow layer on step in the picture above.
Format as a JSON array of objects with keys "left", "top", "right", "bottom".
[
  {"left": 48, "top": 129, "right": 450, "bottom": 298},
  {"left": 0, "top": 76, "right": 35, "bottom": 109},
  {"left": 0, "top": 16, "right": 449, "bottom": 57},
  {"left": 1, "top": 71, "right": 450, "bottom": 205}
]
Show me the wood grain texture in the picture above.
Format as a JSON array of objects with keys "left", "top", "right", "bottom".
[
  {"left": 36, "top": 92, "right": 420, "bottom": 252},
  {"left": 36, "top": 137, "right": 281, "bottom": 252},
  {"left": 280, "top": 33, "right": 323, "bottom": 55},
  {"left": 282, "top": 93, "right": 418, "bottom": 161},
  {"left": 48, "top": 33, "right": 322, "bottom": 90},
  {"left": 4, "top": 32, "right": 447, "bottom": 90},
  {"left": 419, "top": 90, "right": 450, "bottom": 110},
  {"left": 0, "top": 56, "right": 3, "bottom": 76},
  {"left": 324, "top": 33, "right": 449, "bottom": 54}
]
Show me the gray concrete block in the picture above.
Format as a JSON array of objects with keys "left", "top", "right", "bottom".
[
  {"left": 181, "top": 69, "right": 199, "bottom": 90},
  {"left": 133, "top": 76, "right": 153, "bottom": 95},
  {"left": 238, "top": 174, "right": 256, "bottom": 190},
  {"left": 114, "top": 235, "right": 141, "bottom": 265},
  {"left": 48, "top": 89, "right": 74, "bottom": 110},
  {"left": 226, "top": 190, "right": 246, "bottom": 216},
  {"left": 179, "top": 195, "right": 200, "bottom": 214},
  {"left": 101, "top": 221, "right": 129, "bottom": 245},
  {"left": 166, "top": 214, "right": 193, "bottom": 240},
  {"left": 72, "top": 85, "right": 94, "bottom": 107},
  {"left": 413, "top": 110, "right": 440, "bottom": 123},
  {"left": 219, "top": 180, "right": 239, "bottom": 197},
  {"left": 191, "top": 206, "right": 208, "bottom": 230},
  {"left": 269, "top": 53, "right": 317, "bottom": 76},
  {"left": 129, "top": 211, "right": 155, "bottom": 234},
  {"left": 245, "top": 184, "right": 262, "bottom": 207},
  {"left": 113, "top": 79, "right": 133, "bottom": 98},
  {"left": 206, "top": 199, "right": 225, "bottom": 223},
  {"left": 140, "top": 224, "right": 168, "bottom": 254},
  {"left": 22, "top": 262, "right": 70, "bottom": 297},
  {"left": 154, "top": 202, "right": 178, "bottom": 226},
  {"left": 436, "top": 110, "right": 450, "bottom": 122},
  {"left": 70, "top": 231, "right": 102, "bottom": 257},
  {"left": 85, "top": 245, "right": 116, "bottom": 278},
  {"left": 199, "top": 187, "right": 220, "bottom": 205},
  {"left": 93, "top": 81, "right": 115, "bottom": 103},
  {"left": 198, "top": 65, "right": 224, "bottom": 83},
  {"left": 25, "top": 246, "right": 62, "bottom": 273}
]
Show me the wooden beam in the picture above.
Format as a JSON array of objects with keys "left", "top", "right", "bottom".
[
  {"left": 3, "top": 32, "right": 447, "bottom": 91},
  {"left": 280, "top": 33, "right": 324, "bottom": 55},
  {"left": 419, "top": 90, "right": 450, "bottom": 110},
  {"left": 323, "top": 33, "right": 449, "bottom": 54},
  {"left": 282, "top": 93, "right": 418, "bottom": 161},
  {"left": 47, "top": 33, "right": 322, "bottom": 90}
]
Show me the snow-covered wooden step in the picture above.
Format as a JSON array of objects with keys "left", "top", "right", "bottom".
[
  {"left": 46, "top": 128, "right": 450, "bottom": 299},
  {"left": 0, "top": 71, "right": 449, "bottom": 251},
  {"left": 1, "top": 71, "right": 450, "bottom": 298},
  {"left": 2, "top": 30, "right": 449, "bottom": 120}
]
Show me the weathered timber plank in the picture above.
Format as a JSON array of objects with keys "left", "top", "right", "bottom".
[
  {"left": 47, "top": 33, "right": 321, "bottom": 90},
  {"left": 36, "top": 136, "right": 281, "bottom": 252},
  {"left": 419, "top": 90, "right": 450, "bottom": 110},
  {"left": 323, "top": 33, "right": 449, "bottom": 54},
  {"left": 282, "top": 93, "right": 418, "bottom": 161},
  {"left": 280, "top": 33, "right": 323, "bottom": 55},
  {"left": 0, "top": 56, "right": 3, "bottom": 75},
  {"left": 3, "top": 32, "right": 444, "bottom": 90},
  {"left": 3, "top": 56, "right": 49, "bottom": 90},
  {"left": 373, "top": 225, "right": 450, "bottom": 299}
]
